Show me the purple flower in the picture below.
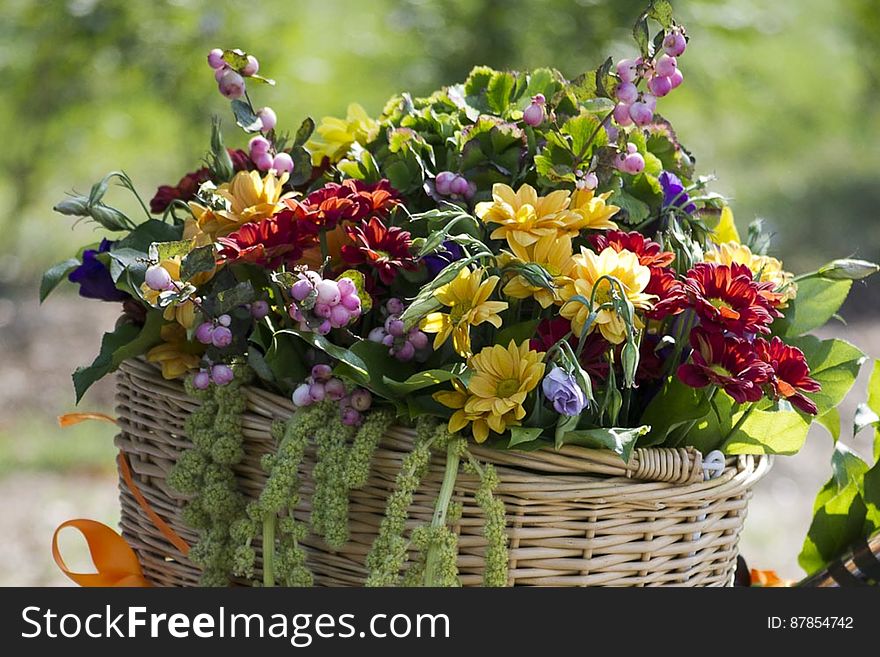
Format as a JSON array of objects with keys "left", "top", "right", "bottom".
[
  {"left": 68, "top": 239, "right": 128, "bottom": 302},
  {"left": 541, "top": 366, "right": 588, "bottom": 416},
  {"left": 659, "top": 171, "right": 696, "bottom": 214},
  {"left": 423, "top": 240, "right": 465, "bottom": 278}
]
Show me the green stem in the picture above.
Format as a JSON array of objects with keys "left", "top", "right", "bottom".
[
  {"left": 262, "top": 514, "right": 276, "bottom": 587},
  {"left": 722, "top": 402, "right": 756, "bottom": 444},
  {"left": 670, "top": 386, "right": 717, "bottom": 448},
  {"left": 319, "top": 230, "right": 329, "bottom": 268},
  {"left": 423, "top": 440, "right": 460, "bottom": 586}
]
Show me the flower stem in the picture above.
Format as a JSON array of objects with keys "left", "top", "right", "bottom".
[
  {"left": 423, "top": 440, "right": 460, "bottom": 586},
  {"left": 723, "top": 402, "right": 756, "bottom": 444},
  {"left": 319, "top": 230, "right": 329, "bottom": 269},
  {"left": 262, "top": 513, "right": 276, "bottom": 587}
]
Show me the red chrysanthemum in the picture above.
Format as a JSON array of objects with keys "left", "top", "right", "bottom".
[
  {"left": 217, "top": 201, "right": 319, "bottom": 269},
  {"left": 635, "top": 335, "right": 666, "bottom": 383},
  {"left": 304, "top": 179, "right": 400, "bottom": 230},
  {"left": 645, "top": 266, "right": 688, "bottom": 320},
  {"left": 149, "top": 149, "right": 250, "bottom": 214},
  {"left": 589, "top": 230, "right": 675, "bottom": 268},
  {"left": 682, "top": 262, "right": 781, "bottom": 336},
  {"left": 677, "top": 328, "right": 772, "bottom": 403},
  {"left": 340, "top": 216, "right": 416, "bottom": 285},
  {"left": 755, "top": 336, "right": 821, "bottom": 414}
]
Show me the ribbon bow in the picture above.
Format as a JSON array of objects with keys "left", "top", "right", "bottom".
[{"left": 52, "top": 519, "right": 152, "bottom": 587}]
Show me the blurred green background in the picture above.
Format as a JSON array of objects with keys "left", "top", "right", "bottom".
[{"left": 1, "top": 0, "right": 879, "bottom": 584}]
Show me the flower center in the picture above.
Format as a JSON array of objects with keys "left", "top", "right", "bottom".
[
  {"left": 496, "top": 378, "right": 520, "bottom": 398},
  {"left": 514, "top": 205, "right": 537, "bottom": 227},
  {"left": 449, "top": 303, "right": 471, "bottom": 324},
  {"left": 592, "top": 280, "right": 615, "bottom": 306},
  {"left": 709, "top": 297, "right": 732, "bottom": 311},
  {"left": 709, "top": 364, "right": 733, "bottom": 378}
]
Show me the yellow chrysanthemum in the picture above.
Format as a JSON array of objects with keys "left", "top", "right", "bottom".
[
  {"left": 305, "top": 103, "right": 379, "bottom": 166},
  {"left": 146, "top": 324, "right": 204, "bottom": 379},
  {"left": 560, "top": 246, "right": 655, "bottom": 344},
  {"left": 185, "top": 170, "right": 291, "bottom": 240},
  {"left": 419, "top": 267, "right": 508, "bottom": 357},
  {"left": 560, "top": 188, "right": 620, "bottom": 233},
  {"left": 433, "top": 340, "right": 545, "bottom": 443},
  {"left": 705, "top": 241, "right": 797, "bottom": 305},
  {"left": 500, "top": 234, "right": 575, "bottom": 308},
  {"left": 140, "top": 256, "right": 213, "bottom": 329},
  {"left": 475, "top": 183, "right": 571, "bottom": 247}
]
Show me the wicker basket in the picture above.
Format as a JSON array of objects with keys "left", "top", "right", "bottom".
[{"left": 114, "top": 358, "right": 770, "bottom": 587}]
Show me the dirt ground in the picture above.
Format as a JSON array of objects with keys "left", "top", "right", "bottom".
[{"left": 1, "top": 292, "right": 876, "bottom": 586}]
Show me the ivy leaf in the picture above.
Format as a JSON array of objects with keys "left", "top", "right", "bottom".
[
  {"left": 40, "top": 258, "right": 81, "bottom": 302},
  {"left": 508, "top": 426, "right": 545, "bottom": 448},
  {"left": 231, "top": 99, "right": 262, "bottom": 133}
]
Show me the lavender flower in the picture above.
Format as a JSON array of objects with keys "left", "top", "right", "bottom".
[
  {"left": 67, "top": 239, "right": 128, "bottom": 302},
  {"left": 658, "top": 171, "right": 696, "bottom": 214},
  {"left": 423, "top": 240, "right": 465, "bottom": 278},
  {"left": 541, "top": 366, "right": 588, "bottom": 416}
]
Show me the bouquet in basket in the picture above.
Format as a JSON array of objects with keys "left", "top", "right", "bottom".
[{"left": 44, "top": 1, "right": 878, "bottom": 587}]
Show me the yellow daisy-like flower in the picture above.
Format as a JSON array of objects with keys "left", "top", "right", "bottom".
[
  {"left": 560, "top": 246, "right": 655, "bottom": 344},
  {"left": 305, "top": 103, "right": 379, "bottom": 166},
  {"left": 146, "top": 323, "right": 204, "bottom": 380},
  {"left": 433, "top": 340, "right": 545, "bottom": 443},
  {"left": 705, "top": 241, "right": 797, "bottom": 305},
  {"left": 475, "top": 183, "right": 571, "bottom": 248},
  {"left": 419, "top": 267, "right": 508, "bottom": 357},
  {"left": 140, "top": 256, "right": 214, "bottom": 329},
  {"left": 560, "top": 188, "right": 620, "bottom": 234},
  {"left": 185, "top": 170, "right": 291, "bottom": 240},
  {"left": 500, "top": 234, "right": 575, "bottom": 308}
]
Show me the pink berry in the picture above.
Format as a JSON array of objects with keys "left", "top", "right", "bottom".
[
  {"left": 291, "top": 279, "right": 313, "bottom": 301},
  {"left": 612, "top": 103, "right": 633, "bottom": 127},
  {"left": 250, "top": 300, "right": 269, "bottom": 320},
  {"left": 302, "top": 270, "right": 322, "bottom": 285},
  {"left": 341, "top": 408, "right": 362, "bottom": 426},
  {"left": 465, "top": 181, "right": 477, "bottom": 200},
  {"left": 337, "top": 278, "right": 356, "bottom": 297},
  {"left": 668, "top": 68, "right": 684, "bottom": 90},
  {"left": 195, "top": 322, "right": 215, "bottom": 345},
  {"left": 314, "top": 302, "right": 332, "bottom": 319},
  {"left": 642, "top": 93, "right": 658, "bottom": 111},
  {"left": 615, "top": 82, "right": 638, "bottom": 104},
  {"left": 311, "top": 364, "right": 332, "bottom": 382},
  {"left": 249, "top": 135, "right": 270, "bottom": 156},
  {"left": 393, "top": 341, "right": 415, "bottom": 362},
  {"left": 340, "top": 293, "right": 361, "bottom": 313},
  {"left": 252, "top": 150, "right": 273, "bottom": 172},
  {"left": 218, "top": 69, "right": 245, "bottom": 100},
  {"left": 214, "top": 66, "right": 228, "bottom": 82},
  {"left": 663, "top": 31, "right": 687, "bottom": 57},
  {"left": 523, "top": 100, "right": 545, "bottom": 127},
  {"left": 329, "top": 304, "right": 352, "bottom": 328},
  {"left": 241, "top": 55, "right": 260, "bottom": 77},
  {"left": 211, "top": 364, "right": 234, "bottom": 386},
  {"left": 308, "top": 382, "right": 326, "bottom": 402},
  {"left": 218, "top": 314, "right": 231, "bottom": 327},
  {"left": 325, "top": 378, "right": 346, "bottom": 401},
  {"left": 385, "top": 317, "right": 405, "bottom": 338},
  {"left": 292, "top": 384, "right": 312, "bottom": 407},
  {"left": 381, "top": 334, "right": 395, "bottom": 347},
  {"left": 211, "top": 325, "right": 233, "bottom": 348},
  {"left": 368, "top": 327, "right": 387, "bottom": 343},
  {"left": 193, "top": 370, "right": 211, "bottom": 390},
  {"left": 450, "top": 175, "right": 470, "bottom": 196},
  {"left": 434, "top": 171, "right": 456, "bottom": 196},
  {"left": 616, "top": 58, "right": 638, "bottom": 83},
  {"left": 207, "top": 49, "right": 225, "bottom": 69},
  {"left": 386, "top": 298, "right": 405, "bottom": 315},
  {"left": 583, "top": 172, "right": 598, "bottom": 189},
  {"left": 626, "top": 142, "right": 638, "bottom": 154},
  {"left": 315, "top": 279, "right": 340, "bottom": 305},
  {"left": 647, "top": 75, "right": 672, "bottom": 98},
  {"left": 316, "top": 320, "right": 332, "bottom": 336},
  {"left": 656, "top": 54, "right": 677, "bottom": 78},
  {"left": 408, "top": 329, "right": 428, "bottom": 350},
  {"left": 145, "top": 265, "right": 173, "bottom": 291},
  {"left": 622, "top": 152, "right": 645, "bottom": 175},
  {"left": 289, "top": 306, "right": 304, "bottom": 322},
  {"left": 628, "top": 102, "right": 653, "bottom": 126},
  {"left": 350, "top": 388, "right": 372, "bottom": 412},
  {"left": 272, "top": 152, "right": 293, "bottom": 174}
]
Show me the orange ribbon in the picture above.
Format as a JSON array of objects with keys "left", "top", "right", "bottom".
[
  {"left": 52, "top": 519, "right": 152, "bottom": 587},
  {"left": 58, "top": 412, "right": 118, "bottom": 428}
]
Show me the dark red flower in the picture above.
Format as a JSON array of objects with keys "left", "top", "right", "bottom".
[
  {"left": 589, "top": 230, "right": 675, "bottom": 268},
  {"left": 150, "top": 149, "right": 250, "bottom": 214},
  {"left": 682, "top": 262, "right": 781, "bottom": 336},
  {"left": 755, "top": 336, "right": 820, "bottom": 414},
  {"left": 304, "top": 179, "right": 400, "bottom": 230},
  {"left": 645, "top": 266, "right": 688, "bottom": 320},
  {"left": 635, "top": 335, "right": 666, "bottom": 383},
  {"left": 677, "top": 328, "right": 772, "bottom": 403},
  {"left": 340, "top": 216, "right": 416, "bottom": 285},
  {"left": 217, "top": 201, "right": 319, "bottom": 269},
  {"left": 530, "top": 318, "right": 612, "bottom": 381}
]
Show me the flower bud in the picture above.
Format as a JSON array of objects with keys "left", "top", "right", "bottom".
[
  {"left": 523, "top": 96, "right": 546, "bottom": 127},
  {"left": 291, "top": 279, "right": 313, "bottom": 301},
  {"left": 341, "top": 407, "right": 362, "bottom": 426},
  {"left": 663, "top": 30, "right": 687, "bottom": 57},
  {"left": 628, "top": 101, "right": 653, "bottom": 126},
  {"left": 612, "top": 103, "right": 633, "bottom": 127},
  {"left": 647, "top": 75, "right": 672, "bottom": 98},
  {"left": 615, "top": 82, "right": 638, "bottom": 104},
  {"left": 252, "top": 150, "right": 273, "bottom": 171},
  {"left": 368, "top": 327, "right": 388, "bottom": 343},
  {"left": 217, "top": 314, "right": 232, "bottom": 327},
  {"left": 818, "top": 259, "right": 880, "bottom": 280},
  {"left": 316, "top": 320, "right": 332, "bottom": 336},
  {"left": 315, "top": 279, "right": 340, "bottom": 305},
  {"left": 655, "top": 54, "right": 677, "bottom": 78},
  {"left": 450, "top": 175, "right": 470, "bottom": 196},
  {"left": 337, "top": 277, "right": 356, "bottom": 297},
  {"left": 393, "top": 340, "right": 415, "bottom": 362},
  {"left": 329, "top": 303, "right": 352, "bottom": 328},
  {"left": 250, "top": 300, "right": 269, "bottom": 320},
  {"left": 385, "top": 317, "right": 406, "bottom": 337},
  {"left": 669, "top": 68, "right": 684, "bottom": 89},
  {"left": 407, "top": 329, "right": 429, "bottom": 350},
  {"left": 340, "top": 293, "right": 361, "bottom": 313},
  {"left": 385, "top": 298, "right": 405, "bottom": 315},
  {"left": 314, "top": 302, "right": 332, "bottom": 318},
  {"left": 211, "top": 325, "right": 233, "bottom": 348},
  {"left": 616, "top": 58, "right": 638, "bottom": 83},
  {"left": 308, "top": 382, "right": 326, "bottom": 402},
  {"left": 622, "top": 152, "right": 645, "bottom": 175}
]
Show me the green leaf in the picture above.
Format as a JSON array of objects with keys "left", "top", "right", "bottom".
[
  {"left": 115, "top": 220, "right": 181, "bottom": 252},
  {"left": 524, "top": 68, "right": 560, "bottom": 103},
  {"left": 293, "top": 117, "right": 315, "bottom": 147},
  {"left": 40, "top": 258, "right": 80, "bottom": 302},
  {"left": 722, "top": 408, "right": 811, "bottom": 455},
  {"left": 557, "top": 426, "right": 649, "bottom": 462},
  {"left": 508, "top": 426, "right": 545, "bottom": 448},
  {"left": 221, "top": 49, "right": 249, "bottom": 70},
  {"left": 210, "top": 281, "right": 256, "bottom": 316},
  {"left": 562, "top": 112, "right": 604, "bottom": 158},
  {"left": 383, "top": 366, "right": 465, "bottom": 396},
  {"left": 180, "top": 245, "right": 216, "bottom": 281},
  {"left": 788, "top": 336, "right": 865, "bottom": 417},
  {"left": 775, "top": 277, "right": 852, "bottom": 337},
  {"left": 340, "top": 340, "right": 413, "bottom": 403},
  {"left": 72, "top": 311, "right": 163, "bottom": 402},
  {"left": 288, "top": 145, "right": 313, "bottom": 186},
  {"left": 248, "top": 73, "right": 275, "bottom": 86},
  {"left": 611, "top": 190, "right": 650, "bottom": 224},
  {"left": 148, "top": 240, "right": 192, "bottom": 263},
  {"left": 633, "top": 16, "right": 650, "bottom": 56},
  {"left": 638, "top": 376, "right": 711, "bottom": 447},
  {"left": 231, "top": 99, "right": 262, "bottom": 133},
  {"left": 495, "top": 319, "right": 541, "bottom": 346},
  {"left": 853, "top": 403, "right": 878, "bottom": 438},
  {"left": 816, "top": 407, "right": 841, "bottom": 442},
  {"left": 648, "top": 0, "right": 674, "bottom": 28},
  {"left": 486, "top": 71, "right": 515, "bottom": 114},
  {"left": 277, "top": 329, "right": 370, "bottom": 383}
]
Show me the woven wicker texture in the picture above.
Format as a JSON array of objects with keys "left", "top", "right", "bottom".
[{"left": 115, "top": 358, "right": 769, "bottom": 587}]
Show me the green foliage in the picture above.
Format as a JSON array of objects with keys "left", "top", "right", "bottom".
[
  {"left": 556, "top": 425, "right": 648, "bottom": 462},
  {"left": 774, "top": 277, "right": 852, "bottom": 337},
  {"left": 787, "top": 336, "right": 865, "bottom": 417}
]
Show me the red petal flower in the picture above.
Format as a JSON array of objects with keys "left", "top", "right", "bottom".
[
  {"left": 304, "top": 179, "right": 400, "bottom": 230},
  {"left": 149, "top": 149, "right": 250, "bottom": 214},
  {"left": 530, "top": 318, "right": 612, "bottom": 381},
  {"left": 645, "top": 266, "right": 688, "bottom": 320},
  {"left": 755, "top": 336, "right": 820, "bottom": 414},
  {"left": 682, "top": 262, "right": 781, "bottom": 336},
  {"left": 217, "top": 201, "right": 319, "bottom": 269},
  {"left": 340, "top": 216, "right": 416, "bottom": 285},
  {"left": 677, "top": 328, "right": 772, "bottom": 403},
  {"left": 589, "top": 230, "right": 675, "bottom": 268}
]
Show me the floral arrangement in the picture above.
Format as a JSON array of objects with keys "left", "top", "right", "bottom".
[{"left": 44, "top": 1, "right": 878, "bottom": 586}]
